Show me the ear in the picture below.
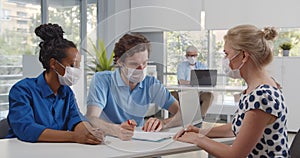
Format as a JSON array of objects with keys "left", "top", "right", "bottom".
[
  {"left": 242, "top": 52, "right": 249, "bottom": 63},
  {"left": 49, "top": 58, "right": 56, "bottom": 70}
]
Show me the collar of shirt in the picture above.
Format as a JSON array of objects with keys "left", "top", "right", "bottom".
[
  {"left": 114, "top": 68, "right": 144, "bottom": 89},
  {"left": 37, "top": 71, "right": 67, "bottom": 98}
]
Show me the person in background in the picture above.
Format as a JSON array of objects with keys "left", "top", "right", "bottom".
[
  {"left": 176, "top": 45, "right": 213, "bottom": 119},
  {"left": 177, "top": 45, "right": 207, "bottom": 85},
  {"left": 6, "top": 23, "right": 103, "bottom": 144},
  {"left": 174, "top": 24, "right": 289, "bottom": 157},
  {"left": 86, "top": 33, "right": 181, "bottom": 141}
]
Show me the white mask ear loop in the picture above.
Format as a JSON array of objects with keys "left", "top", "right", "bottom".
[
  {"left": 53, "top": 60, "right": 65, "bottom": 77},
  {"left": 229, "top": 51, "right": 245, "bottom": 69}
]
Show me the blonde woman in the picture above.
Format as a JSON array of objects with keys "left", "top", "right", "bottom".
[{"left": 174, "top": 24, "right": 289, "bottom": 157}]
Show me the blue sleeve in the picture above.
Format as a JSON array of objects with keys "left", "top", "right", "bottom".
[
  {"left": 196, "top": 61, "right": 207, "bottom": 69},
  {"left": 67, "top": 90, "right": 86, "bottom": 131},
  {"left": 87, "top": 72, "right": 108, "bottom": 109},
  {"left": 177, "top": 62, "right": 185, "bottom": 80},
  {"left": 150, "top": 79, "right": 176, "bottom": 110},
  {"left": 8, "top": 84, "right": 46, "bottom": 142}
]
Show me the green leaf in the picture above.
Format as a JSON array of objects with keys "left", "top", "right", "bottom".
[{"left": 87, "top": 38, "right": 114, "bottom": 72}]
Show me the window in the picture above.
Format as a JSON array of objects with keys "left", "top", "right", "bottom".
[
  {"left": 165, "top": 31, "right": 209, "bottom": 84},
  {"left": 16, "top": 28, "right": 27, "bottom": 32},
  {"left": 165, "top": 28, "right": 300, "bottom": 86},
  {"left": 17, "top": 20, "right": 27, "bottom": 25},
  {"left": 0, "top": 0, "right": 40, "bottom": 119},
  {"left": 48, "top": 1, "right": 80, "bottom": 44},
  {"left": 17, "top": 11, "right": 27, "bottom": 17},
  {"left": 2, "top": 9, "right": 10, "bottom": 20}
]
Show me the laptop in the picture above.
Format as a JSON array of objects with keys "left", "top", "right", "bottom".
[
  {"left": 190, "top": 69, "right": 217, "bottom": 87},
  {"left": 178, "top": 90, "right": 202, "bottom": 128}
]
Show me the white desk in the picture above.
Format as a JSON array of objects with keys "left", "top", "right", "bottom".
[
  {"left": 0, "top": 128, "right": 234, "bottom": 158},
  {"left": 165, "top": 84, "right": 245, "bottom": 92},
  {"left": 165, "top": 85, "right": 245, "bottom": 122}
]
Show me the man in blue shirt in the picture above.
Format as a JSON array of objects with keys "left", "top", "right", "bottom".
[
  {"left": 177, "top": 45, "right": 207, "bottom": 84},
  {"left": 86, "top": 33, "right": 181, "bottom": 141},
  {"left": 176, "top": 45, "right": 213, "bottom": 118}
]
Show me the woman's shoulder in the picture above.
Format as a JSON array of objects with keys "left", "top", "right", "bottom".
[
  {"left": 12, "top": 77, "right": 37, "bottom": 89},
  {"left": 255, "top": 84, "right": 282, "bottom": 95},
  {"left": 9, "top": 78, "right": 38, "bottom": 96}
]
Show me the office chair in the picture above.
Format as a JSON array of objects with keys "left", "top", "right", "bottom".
[
  {"left": 0, "top": 118, "right": 9, "bottom": 139},
  {"left": 199, "top": 91, "right": 214, "bottom": 119},
  {"left": 170, "top": 91, "right": 179, "bottom": 102},
  {"left": 290, "top": 129, "right": 300, "bottom": 157}
]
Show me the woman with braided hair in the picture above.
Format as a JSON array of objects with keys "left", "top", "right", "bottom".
[{"left": 6, "top": 23, "right": 103, "bottom": 144}]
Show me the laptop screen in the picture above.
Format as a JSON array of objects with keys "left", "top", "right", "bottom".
[
  {"left": 190, "top": 69, "right": 217, "bottom": 86},
  {"left": 178, "top": 90, "right": 202, "bottom": 128}
]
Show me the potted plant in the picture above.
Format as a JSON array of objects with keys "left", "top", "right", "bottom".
[
  {"left": 86, "top": 39, "right": 115, "bottom": 72},
  {"left": 280, "top": 42, "right": 292, "bottom": 56}
]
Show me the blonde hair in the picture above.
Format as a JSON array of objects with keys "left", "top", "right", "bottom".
[{"left": 224, "top": 24, "right": 278, "bottom": 69}]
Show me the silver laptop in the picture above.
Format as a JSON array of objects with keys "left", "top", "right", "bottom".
[
  {"left": 190, "top": 69, "right": 217, "bottom": 87},
  {"left": 178, "top": 90, "right": 202, "bottom": 128}
]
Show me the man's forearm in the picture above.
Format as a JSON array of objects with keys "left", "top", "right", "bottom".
[
  {"left": 162, "top": 110, "right": 182, "bottom": 129},
  {"left": 87, "top": 116, "right": 118, "bottom": 137}
]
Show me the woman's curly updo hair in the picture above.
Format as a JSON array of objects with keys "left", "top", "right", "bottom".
[
  {"left": 35, "top": 23, "right": 76, "bottom": 71},
  {"left": 113, "top": 33, "right": 150, "bottom": 64},
  {"left": 224, "top": 24, "right": 278, "bottom": 69}
]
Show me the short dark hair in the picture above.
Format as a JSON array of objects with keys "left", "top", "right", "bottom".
[{"left": 113, "top": 33, "right": 150, "bottom": 64}]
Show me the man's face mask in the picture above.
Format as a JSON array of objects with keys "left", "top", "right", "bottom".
[
  {"left": 121, "top": 65, "right": 147, "bottom": 83},
  {"left": 55, "top": 60, "right": 82, "bottom": 86},
  {"left": 187, "top": 56, "right": 197, "bottom": 65}
]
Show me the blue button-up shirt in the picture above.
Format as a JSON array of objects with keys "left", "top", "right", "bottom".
[
  {"left": 87, "top": 69, "right": 175, "bottom": 126},
  {"left": 177, "top": 61, "right": 207, "bottom": 81},
  {"left": 6, "top": 72, "right": 84, "bottom": 142}
]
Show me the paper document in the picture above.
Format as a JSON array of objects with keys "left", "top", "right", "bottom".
[{"left": 132, "top": 131, "right": 176, "bottom": 142}]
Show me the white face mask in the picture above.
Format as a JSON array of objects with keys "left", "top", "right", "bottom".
[
  {"left": 222, "top": 54, "right": 244, "bottom": 79},
  {"left": 187, "top": 56, "right": 197, "bottom": 65},
  {"left": 55, "top": 61, "right": 82, "bottom": 86},
  {"left": 122, "top": 66, "right": 147, "bottom": 83}
]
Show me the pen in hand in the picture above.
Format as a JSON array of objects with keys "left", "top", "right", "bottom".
[
  {"left": 179, "top": 127, "right": 188, "bottom": 137},
  {"left": 174, "top": 127, "right": 189, "bottom": 139},
  {"left": 126, "top": 119, "right": 137, "bottom": 131}
]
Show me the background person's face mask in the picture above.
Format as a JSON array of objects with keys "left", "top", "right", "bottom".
[
  {"left": 187, "top": 56, "right": 197, "bottom": 65},
  {"left": 122, "top": 66, "right": 147, "bottom": 83},
  {"left": 55, "top": 61, "right": 82, "bottom": 86},
  {"left": 222, "top": 53, "right": 244, "bottom": 79}
]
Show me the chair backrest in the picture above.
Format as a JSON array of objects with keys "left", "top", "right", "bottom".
[
  {"left": 0, "top": 118, "right": 9, "bottom": 139},
  {"left": 198, "top": 91, "right": 214, "bottom": 118},
  {"left": 290, "top": 129, "right": 300, "bottom": 157}
]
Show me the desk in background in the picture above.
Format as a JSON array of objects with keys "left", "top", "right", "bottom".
[
  {"left": 0, "top": 127, "right": 234, "bottom": 158},
  {"left": 165, "top": 85, "right": 245, "bottom": 122},
  {"left": 165, "top": 85, "right": 245, "bottom": 92}
]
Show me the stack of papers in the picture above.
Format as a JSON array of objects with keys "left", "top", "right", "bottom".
[{"left": 132, "top": 131, "right": 176, "bottom": 142}]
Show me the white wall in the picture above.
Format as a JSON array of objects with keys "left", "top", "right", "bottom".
[
  {"left": 266, "top": 57, "right": 300, "bottom": 132},
  {"left": 131, "top": 0, "right": 202, "bottom": 32},
  {"left": 205, "top": 0, "right": 300, "bottom": 29}
]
